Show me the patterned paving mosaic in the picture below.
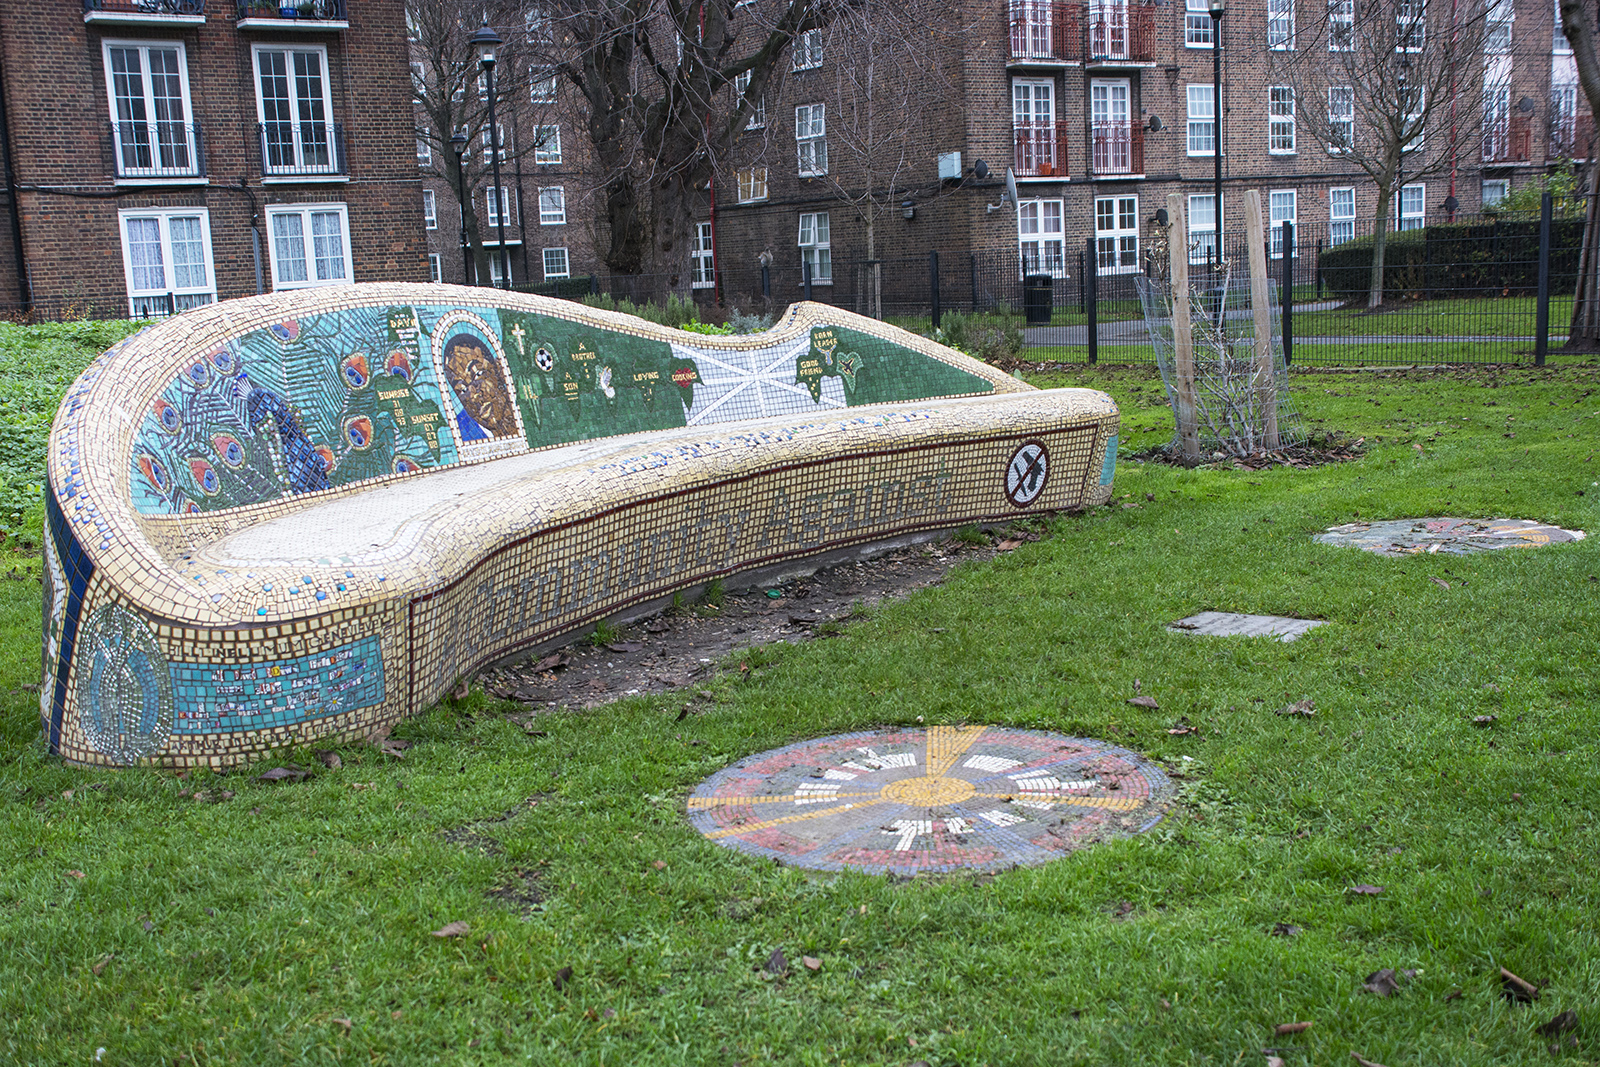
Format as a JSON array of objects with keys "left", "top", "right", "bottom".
[
  {"left": 688, "top": 726, "right": 1173, "bottom": 875},
  {"left": 43, "top": 284, "right": 1121, "bottom": 768},
  {"left": 1167, "top": 611, "right": 1327, "bottom": 641},
  {"left": 1314, "top": 517, "right": 1585, "bottom": 556}
]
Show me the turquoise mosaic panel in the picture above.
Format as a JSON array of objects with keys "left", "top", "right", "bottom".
[
  {"left": 169, "top": 635, "right": 384, "bottom": 735},
  {"left": 1100, "top": 434, "right": 1118, "bottom": 485}
]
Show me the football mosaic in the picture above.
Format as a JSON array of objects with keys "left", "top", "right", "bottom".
[
  {"left": 43, "top": 283, "right": 1121, "bottom": 768},
  {"left": 1314, "top": 517, "right": 1585, "bottom": 556},
  {"left": 688, "top": 726, "right": 1174, "bottom": 875}
]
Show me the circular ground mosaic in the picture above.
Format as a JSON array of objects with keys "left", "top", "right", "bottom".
[
  {"left": 687, "top": 726, "right": 1174, "bottom": 875},
  {"left": 1314, "top": 517, "right": 1585, "bottom": 556}
]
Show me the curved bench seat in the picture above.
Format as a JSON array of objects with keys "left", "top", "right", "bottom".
[{"left": 42, "top": 283, "right": 1119, "bottom": 768}]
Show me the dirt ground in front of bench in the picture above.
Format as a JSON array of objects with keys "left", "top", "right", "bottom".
[{"left": 475, "top": 526, "right": 1045, "bottom": 717}]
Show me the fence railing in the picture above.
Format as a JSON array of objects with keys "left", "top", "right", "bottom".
[{"left": 257, "top": 121, "right": 347, "bottom": 177}]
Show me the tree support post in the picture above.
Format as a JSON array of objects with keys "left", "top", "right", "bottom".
[
  {"left": 1168, "top": 192, "right": 1202, "bottom": 462},
  {"left": 1245, "top": 190, "right": 1280, "bottom": 451},
  {"left": 1536, "top": 190, "right": 1552, "bottom": 366}
]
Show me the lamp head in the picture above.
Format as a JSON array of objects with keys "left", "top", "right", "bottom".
[
  {"left": 1208, "top": 0, "right": 1224, "bottom": 18},
  {"left": 471, "top": 19, "right": 502, "bottom": 69},
  {"left": 450, "top": 130, "right": 468, "bottom": 156}
]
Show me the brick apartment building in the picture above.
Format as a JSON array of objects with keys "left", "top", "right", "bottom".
[
  {"left": 405, "top": 0, "right": 1590, "bottom": 310},
  {"left": 0, "top": 0, "right": 426, "bottom": 319}
]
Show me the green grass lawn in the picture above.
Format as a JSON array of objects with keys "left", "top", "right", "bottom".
[
  {"left": 1291, "top": 296, "right": 1576, "bottom": 339},
  {"left": 2, "top": 321, "right": 1599, "bottom": 1065}
]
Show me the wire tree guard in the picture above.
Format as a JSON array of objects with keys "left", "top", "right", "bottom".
[{"left": 1136, "top": 190, "right": 1305, "bottom": 462}]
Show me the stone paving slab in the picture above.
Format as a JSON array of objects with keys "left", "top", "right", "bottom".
[
  {"left": 1314, "top": 517, "right": 1585, "bottom": 556},
  {"left": 1167, "top": 611, "right": 1327, "bottom": 642},
  {"left": 688, "top": 726, "right": 1173, "bottom": 876}
]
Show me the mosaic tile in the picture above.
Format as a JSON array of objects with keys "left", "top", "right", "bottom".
[
  {"left": 43, "top": 284, "right": 1120, "bottom": 768},
  {"left": 1314, "top": 517, "right": 1585, "bottom": 556}
]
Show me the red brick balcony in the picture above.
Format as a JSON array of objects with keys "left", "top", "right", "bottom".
[
  {"left": 1091, "top": 120, "right": 1144, "bottom": 175},
  {"left": 1014, "top": 122, "right": 1070, "bottom": 177},
  {"left": 1008, "top": 0, "right": 1156, "bottom": 63},
  {"left": 1549, "top": 111, "right": 1594, "bottom": 160},
  {"left": 1084, "top": 0, "right": 1156, "bottom": 63},
  {"left": 1009, "top": 0, "right": 1077, "bottom": 62},
  {"left": 1483, "top": 113, "right": 1532, "bottom": 164}
]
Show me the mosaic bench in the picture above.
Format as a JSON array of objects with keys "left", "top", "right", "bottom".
[{"left": 42, "top": 283, "right": 1120, "bottom": 768}]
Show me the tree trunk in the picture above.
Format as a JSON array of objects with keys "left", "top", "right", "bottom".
[
  {"left": 866, "top": 216, "right": 880, "bottom": 319},
  {"left": 1559, "top": 0, "right": 1600, "bottom": 346},
  {"left": 1367, "top": 182, "right": 1395, "bottom": 308}
]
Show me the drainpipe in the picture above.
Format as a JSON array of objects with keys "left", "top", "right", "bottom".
[{"left": 0, "top": 54, "right": 32, "bottom": 313}]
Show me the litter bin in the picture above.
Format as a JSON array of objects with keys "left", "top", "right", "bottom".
[{"left": 1023, "top": 273, "right": 1053, "bottom": 325}]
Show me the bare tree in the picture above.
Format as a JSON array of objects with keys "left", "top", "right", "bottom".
[
  {"left": 520, "top": 0, "right": 823, "bottom": 284},
  {"left": 1267, "top": 0, "right": 1492, "bottom": 306},
  {"left": 410, "top": 0, "right": 556, "bottom": 285},
  {"left": 810, "top": 0, "right": 957, "bottom": 317},
  {"left": 1559, "top": 0, "right": 1600, "bottom": 345}
]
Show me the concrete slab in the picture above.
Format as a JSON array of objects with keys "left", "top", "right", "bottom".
[{"left": 1167, "top": 611, "right": 1327, "bottom": 642}]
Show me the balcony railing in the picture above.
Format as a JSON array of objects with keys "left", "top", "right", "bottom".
[
  {"left": 84, "top": 0, "right": 205, "bottom": 21},
  {"left": 1483, "top": 113, "right": 1532, "bottom": 163},
  {"left": 236, "top": 0, "right": 346, "bottom": 25},
  {"left": 258, "top": 121, "right": 347, "bottom": 178},
  {"left": 1549, "top": 111, "right": 1594, "bottom": 160},
  {"left": 111, "top": 121, "right": 206, "bottom": 180},
  {"left": 1014, "top": 122, "right": 1070, "bottom": 177},
  {"left": 1091, "top": 120, "right": 1143, "bottom": 175},
  {"left": 1007, "top": 0, "right": 1156, "bottom": 63},
  {"left": 1085, "top": 0, "right": 1156, "bottom": 61}
]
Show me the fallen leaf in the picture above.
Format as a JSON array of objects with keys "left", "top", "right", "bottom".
[
  {"left": 1536, "top": 1010, "right": 1578, "bottom": 1037},
  {"left": 1267, "top": 1057, "right": 1286, "bottom": 1067},
  {"left": 651, "top": 860, "right": 667, "bottom": 870},
  {"left": 332, "top": 1017, "right": 352, "bottom": 1034},
  {"left": 765, "top": 948, "right": 788, "bottom": 976},
  {"left": 315, "top": 750, "right": 342, "bottom": 771},
  {"left": 1430, "top": 576, "right": 1451, "bottom": 589},
  {"left": 802, "top": 956, "right": 822, "bottom": 971},
  {"left": 1362, "top": 969, "right": 1402, "bottom": 997},
  {"left": 61, "top": 789, "right": 74, "bottom": 800},
  {"left": 1127, "top": 696, "right": 1159, "bottom": 709},
  {"left": 644, "top": 619, "right": 669, "bottom": 633},
  {"left": 1445, "top": 988, "right": 1464, "bottom": 1001},
  {"left": 1348, "top": 884, "right": 1385, "bottom": 896},
  {"left": 256, "top": 766, "right": 309, "bottom": 783},
  {"left": 675, "top": 706, "right": 689, "bottom": 722},
  {"left": 451, "top": 679, "right": 470, "bottom": 701},
  {"left": 142, "top": 920, "right": 154, "bottom": 932},
  {"left": 1167, "top": 723, "right": 1197, "bottom": 736},
  {"left": 1275, "top": 1021, "right": 1313, "bottom": 1035},
  {"left": 606, "top": 642, "right": 643, "bottom": 653},
  {"left": 1278, "top": 699, "right": 1316, "bottom": 717},
  {"left": 996, "top": 539, "right": 1023, "bottom": 551},
  {"left": 431, "top": 921, "right": 470, "bottom": 938},
  {"left": 1351, "top": 1054, "right": 1388, "bottom": 1067},
  {"left": 552, "top": 965, "right": 573, "bottom": 991},
  {"left": 91, "top": 955, "right": 112, "bottom": 975},
  {"left": 66, "top": 869, "right": 85, "bottom": 879},
  {"left": 1270, "top": 923, "right": 1302, "bottom": 938},
  {"left": 1473, "top": 715, "right": 1498, "bottom": 727},
  {"left": 1501, "top": 967, "right": 1541, "bottom": 1002},
  {"left": 586, "top": 678, "right": 609, "bottom": 692},
  {"left": 1413, "top": 443, "right": 1424, "bottom": 452},
  {"left": 1111, "top": 900, "right": 1135, "bottom": 919},
  {"left": 532, "top": 652, "right": 574, "bottom": 673}
]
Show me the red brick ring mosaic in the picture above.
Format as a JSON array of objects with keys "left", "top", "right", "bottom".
[{"left": 687, "top": 726, "right": 1174, "bottom": 875}]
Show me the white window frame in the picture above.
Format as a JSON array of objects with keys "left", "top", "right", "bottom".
[
  {"left": 1397, "top": 183, "right": 1425, "bottom": 230},
  {"left": 1481, "top": 178, "right": 1509, "bottom": 207},
  {"left": 1397, "top": 0, "right": 1425, "bottom": 50},
  {"left": 422, "top": 188, "right": 437, "bottom": 230},
  {"left": 1328, "top": 0, "right": 1354, "bottom": 49},
  {"left": 1486, "top": 0, "right": 1513, "bottom": 51},
  {"left": 485, "top": 186, "right": 517, "bottom": 229},
  {"left": 735, "top": 70, "right": 766, "bottom": 129},
  {"left": 1185, "top": 0, "right": 1214, "bottom": 46},
  {"left": 428, "top": 253, "right": 442, "bottom": 283},
  {"left": 534, "top": 125, "right": 561, "bottom": 164},
  {"left": 1187, "top": 84, "right": 1216, "bottom": 156},
  {"left": 530, "top": 69, "right": 557, "bottom": 103},
  {"left": 1094, "top": 195, "right": 1139, "bottom": 274},
  {"left": 252, "top": 44, "right": 337, "bottom": 177},
  {"left": 1270, "top": 86, "right": 1296, "bottom": 153},
  {"left": 417, "top": 132, "right": 431, "bottom": 166},
  {"left": 1187, "top": 193, "right": 1220, "bottom": 264},
  {"left": 1400, "top": 85, "right": 1425, "bottom": 152},
  {"left": 691, "top": 221, "right": 715, "bottom": 289},
  {"left": 796, "top": 103, "right": 828, "bottom": 176},
  {"left": 103, "top": 39, "right": 199, "bottom": 182},
  {"left": 792, "top": 28, "right": 824, "bottom": 70},
  {"left": 1327, "top": 86, "right": 1354, "bottom": 152},
  {"left": 1018, "top": 198, "right": 1067, "bottom": 277},
  {"left": 525, "top": 5, "right": 552, "bottom": 44},
  {"left": 117, "top": 207, "right": 216, "bottom": 317},
  {"left": 482, "top": 122, "right": 508, "bottom": 162},
  {"left": 1483, "top": 79, "right": 1511, "bottom": 160},
  {"left": 410, "top": 61, "right": 427, "bottom": 94},
  {"left": 265, "top": 202, "right": 352, "bottom": 290},
  {"left": 737, "top": 167, "right": 768, "bottom": 203},
  {"left": 1329, "top": 186, "right": 1356, "bottom": 245},
  {"left": 543, "top": 247, "right": 570, "bottom": 280},
  {"left": 487, "top": 248, "right": 513, "bottom": 288},
  {"left": 1268, "top": 0, "right": 1295, "bottom": 49},
  {"left": 539, "top": 186, "right": 566, "bottom": 225},
  {"left": 1555, "top": 0, "right": 1573, "bottom": 51},
  {"left": 798, "top": 211, "right": 832, "bottom": 284},
  {"left": 1269, "top": 190, "right": 1297, "bottom": 257}
]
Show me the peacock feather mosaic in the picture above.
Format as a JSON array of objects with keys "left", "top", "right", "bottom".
[{"left": 44, "top": 284, "right": 1119, "bottom": 768}]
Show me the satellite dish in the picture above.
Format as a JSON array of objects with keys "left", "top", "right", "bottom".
[
  {"left": 973, "top": 158, "right": 989, "bottom": 180},
  {"left": 1004, "top": 167, "right": 1020, "bottom": 210},
  {"left": 1146, "top": 114, "right": 1163, "bottom": 133}
]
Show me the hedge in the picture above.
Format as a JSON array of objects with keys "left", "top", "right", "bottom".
[
  {"left": 1316, "top": 216, "right": 1584, "bottom": 301},
  {"left": 512, "top": 276, "right": 597, "bottom": 300}
]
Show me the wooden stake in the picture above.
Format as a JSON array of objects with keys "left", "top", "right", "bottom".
[
  {"left": 1245, "top": 189, "right": 1280, "bottom": 451},
  {"left": 1167, "top": 192, "right": 1200, "bottom": 461}
]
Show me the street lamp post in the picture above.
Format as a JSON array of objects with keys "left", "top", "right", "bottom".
[
  {"left": 471, "top": 19, "right": 507, "bottom": 287},
  {"left": 450, "top": 130, "right": 471, "bottom": 285},
  {"left": 1209, "top": 0, "right": 1225, "bottom": 277}
]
